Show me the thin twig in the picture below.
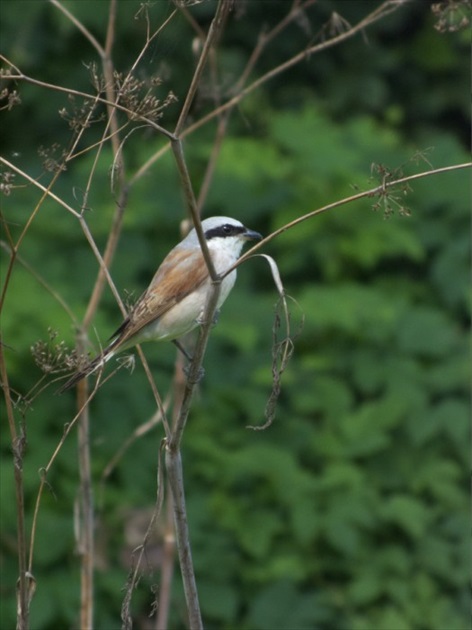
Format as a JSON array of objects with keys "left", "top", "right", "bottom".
[
  {"left": 234, "top": 0, "right": 318, "bottom": 91},
  {"left": 226, "top": 162, "right": 472, "bottom": 273},
  {"left": 49, "top": 0, "right": 105, "bottom": 56},
  {"left": 174, "top": 0, "right": 232, "bottom": 137},
  {"left": 0, "top": 240, "right": 78, "bottom": 324},
  {"left": 0, "top": 57, "right": 176, "bottom": 141},
  {"left": 196, "top": 111, "right": 230, "bottom": 211},
  {"left": 28, "top": 378, "right": 103, "bottom": 576},
  {"left": 3, "top": 162, "right": 63, "bottom": 259},
  {"left": 0, "top": 341, "right": 29, "bottom": 630},
  {"left": 121, "top": 439, "right": 167, "bottom": 630},
  {"left": 100, "top": 399, "right": 170, "bottom": 488},
  {"left": 171, "top": 138, "right": 217, "bottom": 280},
  {"left": 0, "top": 157, "right": 81, "bottom": 217}
]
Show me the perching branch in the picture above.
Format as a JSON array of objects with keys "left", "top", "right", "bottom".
[{"left": 163, "top": 2, "right": 235, "bottom": 624}]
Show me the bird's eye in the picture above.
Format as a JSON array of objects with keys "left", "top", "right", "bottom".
[{"left": 222, "top": 224, "right": 232, "bottom": 234}]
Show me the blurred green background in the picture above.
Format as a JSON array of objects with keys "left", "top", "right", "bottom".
[{"left": 1, "top": 1, "right": 469, "bottom": 629}]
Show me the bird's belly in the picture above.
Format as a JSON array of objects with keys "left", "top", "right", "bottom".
[{"left": 133, "top": 272, "right": 236, "bottom": 345}]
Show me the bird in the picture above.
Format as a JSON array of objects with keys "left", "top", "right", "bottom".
[{"left": 58, "top": 216, "right": 262, "bottom": 392}]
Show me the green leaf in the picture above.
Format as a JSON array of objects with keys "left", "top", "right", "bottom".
[
  {"left": 380, "top": 495, "right": 430, "bottom": 539},
  {"left": 395, "top": 307, "right": 460, "bottom": 358}
]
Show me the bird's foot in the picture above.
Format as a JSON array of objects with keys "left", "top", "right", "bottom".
[
  {"left": 183, "top": 364, "right": 205, "bottom": 383},
  {"left": 172, "top": 340, "right": 205, "bottom": 382},
  {"left": 211, "top": 309, "right": 220, "bottom": 326},
  {"left": 196, "top": 308, "right": 220, "bottom": 327}
]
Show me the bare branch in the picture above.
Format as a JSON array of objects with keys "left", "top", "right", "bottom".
[
  {"left": 49, "top": 0, "right": 105, "bottom": 57},
  {"left": 0, "top": 340, "right": 30, "bottom": 629},
  {"left": 174, "top": 0, "right": 232, "bottom": 136},
  {"left": 230, "top": 162, "right": 472, "bottom": 271}
]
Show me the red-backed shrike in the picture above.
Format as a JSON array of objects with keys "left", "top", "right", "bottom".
[{"left": 59, "top": 216, "right": 262, "bottom": 392}]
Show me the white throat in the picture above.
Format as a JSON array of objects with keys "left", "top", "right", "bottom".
[{"left": 208, "top": 237, "right": 245, "bottom": 276}]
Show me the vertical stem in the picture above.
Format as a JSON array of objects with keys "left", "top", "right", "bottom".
[
  {"left": 154, "top": 491, "right": 176, "bottom": 630},
  {"left": 155, "top": 355, "right": 185, "bottom": 629},
  {"left": 13, "top": 431, "right": 28, "bottom": 630},
  {"left": 165, "top": 449, "right": 203, "bottom": 630},
  {"left": 77, "top": 384, "right": 94, "bottom": 630},
  {"left": 174, "top": 0, "right": 231, "bottom": 137},
  {"left": 164, "top": 280, "right": 221, "bottom": 629},
  {"left": 1, "top": 341, "right": 29, "bottom": 630}
]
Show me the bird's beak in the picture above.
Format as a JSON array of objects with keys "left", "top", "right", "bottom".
[{"left": 243, "top": 227, "right": 263, "bottom": 241}]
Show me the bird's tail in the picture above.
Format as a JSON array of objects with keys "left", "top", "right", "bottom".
[{"left": 56, "top": 350, "right": 113, "bottom": 394}]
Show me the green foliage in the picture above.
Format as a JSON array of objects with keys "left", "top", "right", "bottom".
[{"left": 1, "top": 1, "right": 469, "bottom": 629}]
